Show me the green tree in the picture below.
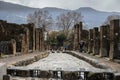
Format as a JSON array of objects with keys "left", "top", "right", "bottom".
[
  {"left": 47, "top": 31, "right": 58, "bottom": 48},
  {"left": 56, "top": 33, "right": 67, "bottom": 47}
]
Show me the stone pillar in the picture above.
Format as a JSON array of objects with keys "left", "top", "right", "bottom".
[
  {"left": 73, "top": 24, "right": 76, "bottom": 50},
  {"left": 41, "top": 29, "right": 44, "bottom": 51},
  {"left": 73, "top": 22, "right": 83, "bottom": 50},
  {"left": 109, "top": 19, "right": 120, "bottom": 60},
  {"left": 100, "top": 25, "right": 110, "bottom": 57},
  {"left": 23, "top": 28, "right": 29, "bottom": 54},
  {"left": 74, "top": 24, "right": 79, "bottom": 50},
  {"left": 88, "top": 29, "right": 93, "bottom": 53},
  {"left": 35, "top": 29, "right": 40, "bottom": 51},
  {"left": 93, "top": 27, "right": 100, "bottom": 55},
  {"left": 32, "top": 24, "right": 35, "bottom": 52},
  {"left": 20, "top": 34, "right": 26, "bottom": 54},
  {"left": 37, "top": 28, "right": 43, "bottom": 51},
  {"left": 23, "top": 23, "right": 35, "bottom": 52},
  {"left": 79, "top": 22, "right": 83, "bottom": 42},
  {"left": 10, "top": 39, "right": 16, "bottom": 54},
  {"left": 39, "top": 31, "right": 42, "bottom": 51}
]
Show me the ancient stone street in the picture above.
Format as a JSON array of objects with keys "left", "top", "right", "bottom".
[{"left": 25, "top": 52, "right": 104, "bottom": 71}]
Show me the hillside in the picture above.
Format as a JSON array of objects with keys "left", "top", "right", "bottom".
[{"left": 0, "top": 1, "right": 120, "bottom": 29}]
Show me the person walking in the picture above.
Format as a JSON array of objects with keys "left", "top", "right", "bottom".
[{"left": 79, "top": 41, "right": 85, "bottom": 52}]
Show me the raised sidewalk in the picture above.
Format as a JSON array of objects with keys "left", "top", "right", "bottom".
[
  {"left": 0, "top": 51, "right": 47, "bottom": 67},
  {"left": 70, "top": 51, "right": 120, "bottom": 76}
]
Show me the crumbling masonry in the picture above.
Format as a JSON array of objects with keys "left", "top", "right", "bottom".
[
  {"left": 74, "top": 19, "right": 120, "bottom": 60},
  {"left": 0, "top": 20, "right": 46, "bottom": 55}
]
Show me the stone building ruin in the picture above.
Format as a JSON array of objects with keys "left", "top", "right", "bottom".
[
  {"left": 74, "top": 19, "right": 120, "bottom": 60},
  {"left": 0, "top": 20, "right": 46, "bottom": 55}
]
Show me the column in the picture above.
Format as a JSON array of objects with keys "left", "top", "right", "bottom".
[
  {"left": 88, "top": 29, "right": 93, "bottom": 53},
  {"left": 100, "top": 25, "right": 110, "bottom": 57},
  {"left": 10, "top": 39, "right": 16, "bottom": 54},
  {"left": 35, "top": 29, "right": 40, "bottom": 51},
  {"left": 74, "top": 24, "right": 79, "bottom": 50},
  {"left": 20, "top": 34, "right": 26, "bottom": 54},
  {"left": 24, "top": 27, "right": 29, "bottom": 54},
  {"left": 93, "top": 27, "right": 100, "bottom": 55},
  {"left": 109, "top": 19, "right": 120, "bottom": 60},
  {"left": 31, "top": 24, "right": 35, "bottom": 52},
  {"left": 79, "top": 22, "right": 83, "bottom": 42}
]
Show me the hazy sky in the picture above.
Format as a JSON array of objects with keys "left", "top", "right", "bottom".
[{"left": 1, "top": 0, "right": 120, "bottom": 12}]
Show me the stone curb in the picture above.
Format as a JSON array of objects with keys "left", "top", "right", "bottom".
[
  {"left": 65, "top": 51, "right": 112, "bottom": 70},
  {"left": 13, "top": 52, "right": 49, "bottom": 66}
]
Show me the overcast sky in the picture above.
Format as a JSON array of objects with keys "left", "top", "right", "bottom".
[{"left": 1, "top": 0, "right": 120, "bottom": 12}]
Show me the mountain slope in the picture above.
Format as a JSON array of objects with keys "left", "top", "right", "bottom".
[
  {"left": 0, "top": 1, "right": 120, "bottom": 28},
  {"left": 76, "top": 7, "right": 120, "bottom": 27},
  {"left": 0, "top": 1, "right": 38, "bottom": 24}
]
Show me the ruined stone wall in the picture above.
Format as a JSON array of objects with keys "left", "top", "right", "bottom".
[
  {"left": 0, "top": 39, "right": 16, "bottom": 54},
  {"left": 73, "top": 19, "right": 120, "bottom": 60},
  {"left": 90, "top": 19, "right": 119, "bottom": 60},
  {"left": 0, "top": 20, "right": 30, "bottom": 54},
  {"left": 0, "top": 20, "right": 46, "bottom": 55},
  {"left": 0, "top": 22, "right": 24, "bottom": 41}
]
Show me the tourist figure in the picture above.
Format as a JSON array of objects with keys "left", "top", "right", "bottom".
[
  {"left": 79, "top": 41, "right": 85, "bottom": 52},
  {"left": 64, "top": 45, "right": 67, "bottom": 51}
]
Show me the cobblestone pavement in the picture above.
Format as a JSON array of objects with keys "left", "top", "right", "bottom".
[
  {"left": 25, "top": 52, "right": 104, "bottom": 71},
  {"left": 0, "top": 51, "right": 44, "bottom": 67},
  {"left": 72, "top": 51, "right": 120, "bottom": 75}
]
